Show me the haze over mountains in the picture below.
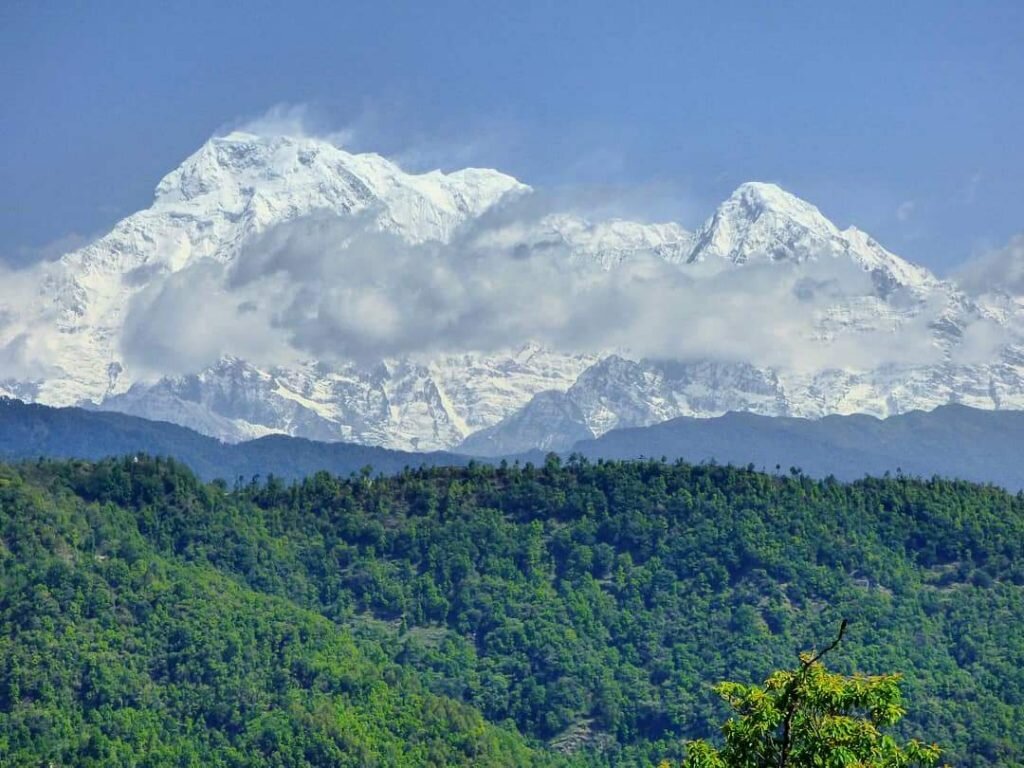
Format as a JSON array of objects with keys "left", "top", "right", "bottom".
[{"left": 2, "top": 130, "right": 1023, "bottom": 452}]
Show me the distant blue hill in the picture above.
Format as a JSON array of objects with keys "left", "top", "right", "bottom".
[
  {"left": 3, "top": 397, "right": 1024, "bottom": 490},
  {"left": 571, "top": 404, "right": 1024, "bottom": 490},
  {"left": 0, "top": 397, "right": 473, "bottom": 481}
]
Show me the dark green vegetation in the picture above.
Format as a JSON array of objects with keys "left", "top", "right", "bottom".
[
  {"left": 2, "top": 456, "right": 1023, "bottom": 765},
  {"left": 0, "top": 459, "right": 551, "bottom": 767}
]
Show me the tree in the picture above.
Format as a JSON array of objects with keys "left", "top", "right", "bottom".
[{"left": 680, "top": 623, "right": 945, "bottom": 768}]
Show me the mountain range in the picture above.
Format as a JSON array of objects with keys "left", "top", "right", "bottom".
[
  {"left": 0, "top": 396, "right": 472, "bottom": 482},
  {"left": 4, "top": 396, "right": 1024, "bottom": 490},
  {"left": 572, "top": 402, "right": 1024, "bottom": 490},
  {"left": 2, "top": 130, "right": 1022, "bottom": 451}
]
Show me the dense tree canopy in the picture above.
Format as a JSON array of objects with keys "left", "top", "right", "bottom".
[{"left": 2, "top": 455, "right": 1022, "bottom": 765}]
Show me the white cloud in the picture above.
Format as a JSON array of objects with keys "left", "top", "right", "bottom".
[
  {"left": 4, "top": 231, "right": 99, "bottom": 267},
  {"left": 221, "top": 103, "right": 516, "bottom": 175},
  {"left": 962, "top": 172, "right": 982, "bottom": 205},
  {"left": 223, "top": 103, "right": 356, "bottom": 147},
  {"left": 119, "top": 198, "right": 949, "bottom": 377},
  {"left": 956, "top": 234, "right": 1024, "bottom": 297},
  {"left": 895, "top": 200, "right": 915, "bottom": 222},
  {"left": 0, "top": 262, "right": 66, "bottom": 380}
]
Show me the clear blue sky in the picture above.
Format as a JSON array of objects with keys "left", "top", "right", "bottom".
[{"left": 1, "top": 0, "right": 1021, "bottom": 272}]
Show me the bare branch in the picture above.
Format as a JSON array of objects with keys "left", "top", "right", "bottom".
[
  {"left": 803, "top": 618, "right": 848, "bottom": 669},
  {"left": 779, "top": 619, "right": 848, "bottom": 768}
]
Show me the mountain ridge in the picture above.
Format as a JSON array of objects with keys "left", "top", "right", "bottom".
[
  {"left": 2, "top": 131, "right": 1023, "bottom": 451},
  {"left": 570, "top": 402, "right": 1024, "bottom": 490},
  {"left": 0, "top": 396, "right": 476, "bottom": 481},
  {"left": 5, "top": 396, "right": 1024, "bottom": 491}
]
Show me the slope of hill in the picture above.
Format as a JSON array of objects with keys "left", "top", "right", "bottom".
[
  {"left": 0, "top": 458, "right": 559, "bottom": 767},
  {"left": 570, "top": 404, "right": 1024, "bottom": 491},
  {"left": 2, "top": 456, "right": 1022, "bottom": 765}
]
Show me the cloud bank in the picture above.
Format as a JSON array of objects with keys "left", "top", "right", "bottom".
[
  {"left": 119, "top": 195, "right": 952, "bottom": 378},
  {"left": 0, "top": 264, "right": 64, "bottom": 381}
]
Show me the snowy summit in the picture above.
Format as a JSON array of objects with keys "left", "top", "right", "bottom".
[{"left": 1, "top": 131, "right": 1022, "bottom": 453}]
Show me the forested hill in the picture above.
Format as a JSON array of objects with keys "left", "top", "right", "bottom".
[{"left": 3, "top": 456, "right": 1024, "bottom": 765}]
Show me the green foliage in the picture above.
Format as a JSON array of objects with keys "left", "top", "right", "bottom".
[
  {"left": 682, "top": 630, "right": 943, "bottom": 767},
  {"left": 0, "top": 460, "right": 555, "bottom": 766},
  {"left": 2, "top": 455, "right": 1024, "bottom": 765}
]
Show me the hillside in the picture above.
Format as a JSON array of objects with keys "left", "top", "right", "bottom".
[
  {"left": 0, "top": 459, "right": 554, "bottom": 766},
  {"left": 2, "top": 456, "right": 1023, "bottom": 765}
]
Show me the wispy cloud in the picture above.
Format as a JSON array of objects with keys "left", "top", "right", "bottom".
[
  {"left": 5, "top": 231, "right": 99, "bottom": 268},
  {"left": 222, "top": 103, "right": 356, "bottom": 147},
  {"left": 0, "top": 262, "right": 64, "bottom": 379},
  {"left": 219, "top": 102, "right": 525, "bottom": 176},
  {"left": 961, "top": 172, "right": 982, "bottom": 205},
  {"left": 895, "top": 200, "right": 915, "bottom": 222},
  {"left": 956, "top": 234, "right": 1024, "bottom": 297}
]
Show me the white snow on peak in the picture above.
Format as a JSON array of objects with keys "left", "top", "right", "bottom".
[
  {"left": 542, "top": 214, "right": 694, "bottom": 269},
  {"left": 687, "top": 181, "right": 935, "bottom": 292},
  {"left": 688, "top": 182, "right": 833, "bottom": 264},
  {"left": 15, "top": 131, "right": 529, "bottom": 407},
  {"left": 152, "top": 131, "right": 528, "bottom": 247},
  {"left": 839, "top": 225, "right": 936, "bottom": 291},
  {"left": 3, "top": 132, "right": 1021, "bottom": 453}
]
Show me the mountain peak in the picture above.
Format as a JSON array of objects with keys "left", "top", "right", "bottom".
[
  {"left": 4, "top": 131, "right": 994, "bottom": 448},
  {"left": 686, "top": 182, "right": 927, "bottom": 285},
  {"left": 728, "top": 181, "right": 811, "bottom": 211},
  {"left": 687, "top": 181, "right": 840, "bottom": 266},
  {"left": 154, "top": 131, "right": 385, "bottom": 204},
  {"left": 153, "top": 131, "right": 526, "bottom": 220},
  {"left": 682, "top": 181, "right": 939, "bottom": 295}
]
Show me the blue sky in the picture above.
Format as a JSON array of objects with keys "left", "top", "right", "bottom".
[{"left": 1, "top": 0, "right": 1021, "bottom": 272}]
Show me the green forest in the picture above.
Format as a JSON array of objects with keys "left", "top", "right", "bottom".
[{"left": 2, "top": 455, "right": 1023, "bottom": 766}]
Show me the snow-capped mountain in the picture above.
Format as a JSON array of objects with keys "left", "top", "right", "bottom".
[
  {"left": 462, "top": 185, "right": 1024, "bottom": 454},
  {"left": 99, "top": 346, "right": 596, "bottom": 450},
  {"left": 7, "top": 131, "right": 527, "bottom": 407},
  {"left": 1, "top": 130, "right": 1022, "bottom": 452},
  {"left": 460, "top": 351, "right": 1024, "bottom": 456}
]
